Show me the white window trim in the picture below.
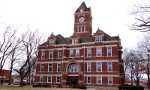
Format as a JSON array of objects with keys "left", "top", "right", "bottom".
[
  {"left": 70, "top": 49, "right": 74, "bottom": 57},
  {"left": 48, "top": 51, "right": 53, "bottom": 59},
  {"left": 67, "top": 63, "right": 79, "bottom": 73},
  {"left": 96, "top": 76, "right": 102, "bottom": 85},
  {"left": 95, "top": 35, "right": 103, "bottom": 42},
  {"left": 96, "top": 48, "right": 102, "bottom": 57},
  {"left": 41, "top": 51, "right": 45, "bottom": 60},
  {"left": 48, "top": 64, "right": 52, "bottom": 73},
  {"left": 47, "top": 76, "right": 52, "bottom": 83},
  {"left": 58, "top": 51, "right": 62, "bottom": 59},
  {"left": 76, "top": 48, "right": 80, "bottom": 56},
  {"left": 57, "top": 64, "right": 61, "bottom": 72},
  {"left": 96, "top": 62, "right": 102, "bottom": 72},
  {"left": 108, "top": 76, "right": 113, "bottom": 85},
  {"left": 40, "top": 76, "right": 45, "bottom": 83},
  {"left": 107, "top": 47, "right": 112, "bottom": 56},
  {"left": 107, "top": 62, "right": 113, "bottom": 72},
  {"left": 70, "top": 48, "right": 80, "bottom": 57},
  {"left": 87, "top": 48, "right": 92, "bottom": 57},
  {"left": 40, "top": 64, "right": 44, "bottom": 73},
  {"left": 86, "top": 76, "right": 91, "bottom": 84},
  {"left": 80, "top": 25, "right": 84, "bottom": 32},
  {"left": 87, "top": 62, "right": 91, "bottom": 72}
]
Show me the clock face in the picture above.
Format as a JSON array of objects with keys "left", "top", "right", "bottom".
[{"left": 79, "top": 17, "right": 85, "bottom": 23}]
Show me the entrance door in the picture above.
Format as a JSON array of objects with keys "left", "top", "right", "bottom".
[{"left": 67, "top": 76, "right": 79, "bottom": 88}]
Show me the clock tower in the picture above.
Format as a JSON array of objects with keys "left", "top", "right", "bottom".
[{"left": 73, "top": 2, "right": 92, "bottom": 37}]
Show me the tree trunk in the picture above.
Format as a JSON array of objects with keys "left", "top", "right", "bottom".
[
  {"left": 136, "top": 77, "right": 140, "bottom": 86},
  {"left": 131, "top": 71, "right": 133, "bottom": 86},
  {"left": 147, "top": 69, "right": 150, "bottom": 89},
  {"left": 8, "top": 70, "right": 12, "bottom": 85},
  {"left": 19, "top": 71, "right": 24, "bottom": 87}
]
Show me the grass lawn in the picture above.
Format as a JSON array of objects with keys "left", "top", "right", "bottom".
[
  {"left": 0, "top": 86, "right": 84, "bottom": 90},
  {"left": 0, "top": 85, "right": 119, "bottom": 90}
]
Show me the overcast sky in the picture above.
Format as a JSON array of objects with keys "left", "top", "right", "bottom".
[{"left": 0, "top": 0, "right": 145, "bottom": 49}]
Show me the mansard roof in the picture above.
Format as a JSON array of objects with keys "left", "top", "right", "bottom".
[
  {"left": 56, "top": 34, "right": 71, "bottom": 44},
  {"left": 94, "top": 28, "right": 120, "bottom": 41},
  {"left": 75, "top": 2, "right": 90, "bottom": 13},
  {"left": 39, "top": 29, "right": 120, "bottom": 47}
]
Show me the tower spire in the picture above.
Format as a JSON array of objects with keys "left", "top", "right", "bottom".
[{"left": 73, "top": 2, "right": 92, "bottom": 37}]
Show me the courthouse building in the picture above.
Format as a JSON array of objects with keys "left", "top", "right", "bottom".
[{"left": 33, "top": 2, "right": 124, "bottom": 87}]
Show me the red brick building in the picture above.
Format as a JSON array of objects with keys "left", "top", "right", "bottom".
[
  {"left": 0, "top": 69, "right": 10, "bottom": 83},
  {"left": 33, "top": 2, "right": 124, "bottom": 87}
]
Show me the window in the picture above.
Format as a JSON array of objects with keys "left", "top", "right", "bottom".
[
  {"left": 58, "top": 51, "right": 62, "bottom": 58},
  {"left": 70, "top": 49, "right": 74, "bottom": 56},
  {"left": 85, "top": 76, "right": 91, "bottom": 84},
  {"left": 96, "top": 76, "right": 102, "bottom": 84},
  {"left": 49, "top": 51, "right": 53, "bottom": 59},
  {"left": 95, "top": 35, "right": 103, "bottom": 42},
  {"left": 96, "top": 62, "right": 102, "bottom": 72},
  {"left": 40, "top": 76, "right": 45, "bottom": 82},
  {"left": 87, "top": 48, "right": 92, "bottom": 57},
  {"left": 96, "top": 48, "right": 102, "bottom": 56},
  {"left": 70, "top": 48, "right": 80, "bottom": 57},
  {"left": 68, "top": 63, "right": 79, "bottom": 73},
  {"left": 108, "top": 76, "right": 113, "bottom": 85},
  {"left": 107, "top": 47, "right": 112, "bottom": 56},
  {"left": 48, "top": 64, "right": 52, "bottom": 73},
  {"left": 48, "top": 76, "right": 52, "bottom": 83},
  {"left": 57, "top": 64, "right": 61, "bottom": 72},
  {"left": 108, "top": 62, "right": 112, "bottom": 72},
  {"left": 49, "top": 39, "right": 55, "bottom": 44},
  {"left": 56, "top": 76, "right": 61, "bottom": 83},
  {"left": 80, "top": 25, "right": 84, "bottom": 32},
  {"left": 76, "top": 49, "right": 80, "bottom": 56},
  {"left": 40, "top": 64, "right": 44, "bottom": 72},
  {"left": 41, "top": 51, "right": 45, "bottom": 59},
  {"left": 87, "top": 62, "right": 91, "bottom": 72}
]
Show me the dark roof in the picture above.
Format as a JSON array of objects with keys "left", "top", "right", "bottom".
[
  {"left": 79, "top": 36, "right": 93, "bottom": 43},
  {"left": 56, "top": 34, "right": 71, "bottom": 44},
  {"left": 48, "top": 33, "right": 56, "bottom": 40},
  {"left": 111, "top": 36, "right": 120, "bottom": 40},
  {"left": 94, "top": 28, "right": 119, "bottom": 41},
  {"left": 95, "top": 28, "right": 104, "bottom": 34},
  {"left": 75, "top": 2, "right": 90, "bottom": 13}
]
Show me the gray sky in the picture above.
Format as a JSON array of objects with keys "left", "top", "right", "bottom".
[{"left": 0, "top": 0, "right": 144, "bottom": 49}]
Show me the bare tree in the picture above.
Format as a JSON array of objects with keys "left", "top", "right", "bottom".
[
  {"left": 14, "top": 31, "right": 42, "bottom": 86},
  {"left": 138, "top": 34, "right": 150, "bottom": 88},
  {"left": 132, "top": 0, "right": 150, "bottom": 32},
  {"left": 123, "top": 49, "right": 144, "bottom": 86},
  {"left": 0, "top": 27, "right": 16, "bottom": 69},
  {"left": 8, "top": 38, "right": 21, "bottom": 85},
  {"left": 131, "top": 0, "right": 150, "bottom": 88},
  {"left": 0, "top": 27, "right": 16, "bottom": 84}
]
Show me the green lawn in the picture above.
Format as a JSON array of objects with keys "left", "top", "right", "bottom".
[{"left": 0, "top": 86, "right": 84, "bottom": 90}]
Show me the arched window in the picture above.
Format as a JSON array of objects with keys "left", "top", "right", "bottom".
[{"left": 67, "top": 63, "right": 79, "bottom": 73}]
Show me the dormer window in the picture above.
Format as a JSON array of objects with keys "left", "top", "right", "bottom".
[
  {"left": 95, "top": 35, "right": 104, "bottom": 42},
  {"left": 49, "top": 39, "right": 55, "bottom": 44},
  {"left": 72, "top": 38, "right": 78, "bottom": 44},
  {"left": 48, "top": 33, "right": 56, "bottom": 44}
]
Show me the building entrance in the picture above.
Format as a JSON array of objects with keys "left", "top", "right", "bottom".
[{"left": 67, "top": 76, "right": 79, "bottom": 88}]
